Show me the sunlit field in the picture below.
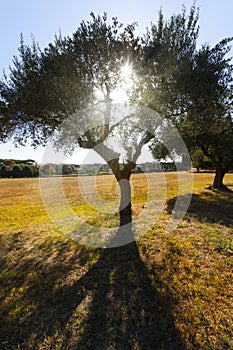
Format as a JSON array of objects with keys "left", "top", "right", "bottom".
[{"left": 0, "top": 172, "right": 233, "bottom": 349}]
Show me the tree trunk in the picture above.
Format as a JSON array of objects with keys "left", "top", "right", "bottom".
[
  {"left": 104, "top": 158, "right": 136, "bottom": 245},
  {"left": 118, "top": 178, "right": 132, "bottom": 226},
  {"left": 106, "top": 158, "right": 135, "bottom": 226},
  {"left": 213, "top": 164, "right": 228, "bottom": 191},
  {"left": 107, "top": 176, "right": 134, "bottom": 247}
]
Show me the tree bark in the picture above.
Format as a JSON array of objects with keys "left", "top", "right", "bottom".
[
  {"left": 107, "top": 174, "right": 134, "bottom": 246},
  {"left": 105, "top": 157, "right": 135, "bottom": 228},
  {"left": 118, "top": 177, "right": 132, "bottom": 226},
  {"left": 213, "top": 164, "right": 229, "bottom": 191}
]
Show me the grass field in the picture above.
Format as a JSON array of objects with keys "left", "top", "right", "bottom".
[{"left": 0, "top": 172, "right": 233, "bottom": 349}]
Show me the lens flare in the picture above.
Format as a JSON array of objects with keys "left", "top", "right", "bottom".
[
  {"left": 120, "top": 63, "right": 132, "bottom": 79},
  {"left": 111, "top": 63, "right": 133, "bottom": 103}
]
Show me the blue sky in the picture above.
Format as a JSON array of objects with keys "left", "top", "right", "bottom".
[{"left": 0, "top": 0, "right": 232, "bottom": 163}]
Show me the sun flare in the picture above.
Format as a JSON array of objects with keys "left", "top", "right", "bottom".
[
  {"left": 95, "top": 63, "right": 134, "bottom": 103},
  {"left": 111, "top": 63, "right": 133, "bottom": 103},
  {"left": 120, "top": 63, "right": 132, "bottom": 80}
]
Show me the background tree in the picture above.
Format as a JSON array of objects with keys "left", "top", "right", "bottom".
[
  {"left": 0, "top": 165, "right": 9, "bottom": 178},
  {"left": 0, "top": 159, "right": 15, "bottom": 177},
  {"left": 62, "top": 164, "right": 72, "bottom": 175},
  {"left": 189, "top": 148, "right": 213, "bottom": 172},
  {"left": 180, "top": 42, "right": 233, "bottom": 190},
  {"left": 0, "top": 159, "right": 38, "bottom": 177},
  {"left": 11, "top": 164, "right": 23, "bottom": 178},
  {"left": 136, "top": 6, "right": 233, "bottom": 190},
  {"left": 40, "top": 163, "right": 56, "bottom": 176},
  {"left": 21, "top": 164, "right": 34, "bottom": 178}
]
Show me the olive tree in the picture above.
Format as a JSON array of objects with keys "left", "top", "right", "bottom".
[{"left": 0, "top": 13, "right": 156, "bottom": 229}]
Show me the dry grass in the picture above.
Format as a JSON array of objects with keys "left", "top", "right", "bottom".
[{"left": 0, "top": 172, "right": 232, "bottom": 349}]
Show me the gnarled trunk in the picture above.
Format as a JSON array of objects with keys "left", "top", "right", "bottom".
[
  {"left": 213, "top": 163, "right": 229, "bottom": 191},
  {"left": 107, "top": 158, "right": 135, "bottom": 227},
  {"left": 118, "top": 177, "right": 132, "bottom": 226},
  {"left": 107, "top": 176, "right": 134, "bottom": 246},
  {"left": 106, "top": 162, "right": 134, "bottom": 246}
]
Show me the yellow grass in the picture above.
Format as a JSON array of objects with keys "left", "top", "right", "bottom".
[{"left": 0, "top": 172, "right": 233, "bottom": 349}]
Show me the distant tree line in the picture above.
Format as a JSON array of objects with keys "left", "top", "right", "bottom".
[
  {"left": 0, "top": 159, "right": 192, "bottom": 178},
  {"left": 0, "top": 157, "right": 214, "bottom": 178},
  {"left": 40, "top": 163, "right": 79, "bottom": 176},
  {"left": 0, "top": 159, "right": 39, "bottom": 178},
  {"left": 0, "top": 159, "right": 80, "bottom": 178}
]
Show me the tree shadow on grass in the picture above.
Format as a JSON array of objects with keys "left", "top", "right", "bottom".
[
  {"left": 167, "top": 191, "right": 233, "bottom": 227},
  {"left": 0, "top": 228, "right": 186, "bottom": 350}
]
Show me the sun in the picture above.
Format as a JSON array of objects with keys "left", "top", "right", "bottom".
[
  {"left": 120, "top": 63, "right": 132, "bottom": 80},
  {"left": 111, "top": 63, "right": 133, "bottom": 103}
]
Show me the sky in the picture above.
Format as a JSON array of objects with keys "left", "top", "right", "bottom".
[{"left": 0, "top": 0, "right": 232, "bottom": 164}]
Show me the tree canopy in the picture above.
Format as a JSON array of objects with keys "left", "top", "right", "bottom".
[
  {"left": 0, "top": 13, "right": 140, "bottom": 145},
  {"left": 148, "top": 36, "right": 233, "bottom": 189}
]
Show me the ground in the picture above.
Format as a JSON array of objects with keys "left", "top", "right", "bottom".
[{"left": 0, "top": 173, "right": 232, "bottom": 349}]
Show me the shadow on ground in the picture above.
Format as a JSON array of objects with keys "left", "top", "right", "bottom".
[
  {"left": 167, "top": 190, "right": 233, "bottom": 227},
  {"left": 0, "top": 228, "right": 186, "bottom": 349}
]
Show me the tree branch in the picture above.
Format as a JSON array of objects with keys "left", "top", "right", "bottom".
[{"left": 132, "top": 131, "right": 154, "bottom": 163}]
